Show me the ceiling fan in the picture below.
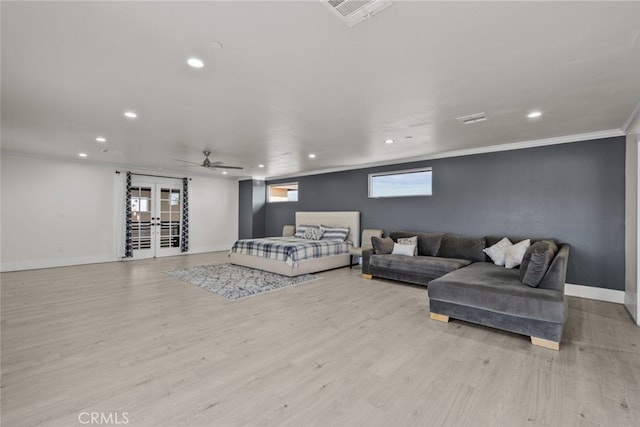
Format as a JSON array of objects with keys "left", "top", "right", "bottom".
[{"left": 175, "top": 150, "right": 243, "bottom": 170}]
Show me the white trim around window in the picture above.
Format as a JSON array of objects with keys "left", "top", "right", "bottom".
[
  {"left": 368, "top": 167, "right": 432, "bottom": 198},
  {"left": 267, "top": 182, "right": 299, "bottom": 203}
]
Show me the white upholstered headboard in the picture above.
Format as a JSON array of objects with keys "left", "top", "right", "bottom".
[{"left": 295, "top": 211, "right": 361, "bottom": 247}]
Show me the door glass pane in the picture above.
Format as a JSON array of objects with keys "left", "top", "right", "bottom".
[
  {"left": 159, "top": 187, "right": 180, "bottom": 248},
  {"left": 131, "top": 186, "right": 152, "bottom": 251},
  {"left": 130, "top": 184, "right": 182, "bottom": 254}
]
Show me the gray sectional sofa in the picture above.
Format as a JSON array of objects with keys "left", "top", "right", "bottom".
[{"left": 361, "top": 231, "right": 569, "bottom": 350}]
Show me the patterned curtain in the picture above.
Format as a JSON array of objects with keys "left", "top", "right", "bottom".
[
  {"left": 181, "top": 178, "right": 189, "bottom": 252},
  {"left": 124, "top": 172, "right": 133, "bottom": 258}
]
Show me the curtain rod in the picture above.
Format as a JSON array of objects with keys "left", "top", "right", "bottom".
[{"left": 115, "top": 171, "right": 191, "bottom": 181}]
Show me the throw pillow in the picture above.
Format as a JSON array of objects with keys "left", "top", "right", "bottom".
[
  {"left": 320, "top": 225, "right": 350, "bottom": 241},
  {"left": 391, "top": 243, "right": 416, "bottom": 256},
  {"left": 483, "top": 237, "right": 513, "bottom": 266},
  {"left": 504, "top": 239, "right": 531, "bottom": 268},
  {"left": 438, "top": 234, "right": 487, "bottom": 263},
  {"left": 371, "top": 236, "right": 394, "bottom": 254},
  {"left": 390, "top": 231, "right": 444, "bottom": 256},
  {"left": 397, "top": 236, "right": 418, "bottom": 255},
  {"left": 294, "top": 224, "right": 320, "bottom": 238},
  {"left": 519, "top": 240, "right": 559, "bottom": 287},
  {"left": 302, "top": 228, "right": 324, "bottom": 240}
]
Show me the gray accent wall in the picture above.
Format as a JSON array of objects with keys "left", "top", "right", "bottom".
[
  {"left": 251, "top": 137, "right": 625, "bottom": 290},
  {"left": 238, "top": 179, "right": 265, "bottom": 239}
]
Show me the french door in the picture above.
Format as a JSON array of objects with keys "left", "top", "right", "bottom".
[{"left": 130, "top": 178, "right": 183, "bottom": 259}]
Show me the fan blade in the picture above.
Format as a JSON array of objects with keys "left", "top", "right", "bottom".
[
  {"left": 214, "top": 165, "right": 244, "bottom": 170},
  {"left": 174, "top": 159, "right": 201, "bottom": 165}
]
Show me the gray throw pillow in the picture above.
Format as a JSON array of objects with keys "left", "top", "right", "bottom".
[
  {"left": 438, "top": 234, "right": 486, "bottom": 262},
  {"left": 294, "top": 224, "right": 320, "bottom": 238},
  {"left": 371, "top": 236, "right": 395, "bottom": 254},
  {"left": 302, "top": 228, "right": 324, "bottom": 240},
  {"left": 519, "top": 240, "right": 559, "bottom": 287}
]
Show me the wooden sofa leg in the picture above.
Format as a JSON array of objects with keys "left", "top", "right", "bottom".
[
  {"left": 430, "top": 312, "right": 450, "bottom": 323},
  {"left": 362, "top": 274, "right": 373, "bottom": 280},
  {"left": 531, "top": 337, "right": 560, "bottom": 351}
]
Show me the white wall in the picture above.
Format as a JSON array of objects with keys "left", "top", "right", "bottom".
[
  {"left": 625, "top": 127, "right": 639, "bottom": 325},
  {"left": 0, "top": 153, "right": 238, "bottom": 271},
  {"left": 188, "top": 172, "right": 238, "bottom": 253},
  {"left": 1, "top": 154, "right": 116, "bottom": 270}
]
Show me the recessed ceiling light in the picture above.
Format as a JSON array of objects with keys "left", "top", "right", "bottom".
[
  {"left": 258, "top": 164, "right": 265, "bottom": 168},
  {"left": 222, "top": 171, "right": 228, "bottom": 175},
  {"left": 187, "top": 57, "right": 205, "bottom": 68},
  {"left": 96, "top": 137, "right": 106, "bottom": 143},
  {"left": 528, "top": 111, "right": 542, "bottom": 119},
  {"left": 385, "top": 139, "right": 394, "bottom": 144},
  {"left": 78, "top": 153, "right": 88, "bottom": 158},
  {"left": 308, "top": 153, "right": 316, "bottom": 159},
  {"left": 124, "top": 111, "right": 137, "bottom": 119}
]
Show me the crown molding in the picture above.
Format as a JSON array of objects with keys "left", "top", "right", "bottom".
[
  {"left": 622, "top": 100, "right": 640, "bottom": 134},
  {"left": 0, "top": 150, "right": 235, "bottom": 181},
  {"left": 3, "top": 127, "right": 625, "bottom": 184},
  {"left": 265, "top": 128, "right": 624, "bottom": 181}
]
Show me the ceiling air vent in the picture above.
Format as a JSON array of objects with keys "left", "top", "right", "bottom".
[
  {"left": 324, "top": 0, "right": 394, "bottom": 27},
  {"left": 457, "top": 112, "right": 488, "bottom": 124}
]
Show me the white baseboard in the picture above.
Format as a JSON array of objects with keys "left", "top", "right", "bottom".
[
  {"left": 1, "top": 255, "right": 119, "bottom": 272},
  {"left": 565, "top": 283, "right": 625, "bottom": 304},
  {"left": 1, "top": 259, "right": 628, "bottom": 307},
  {"left": 0, "top": 244, "right": 234, "bottom": 272},
  {"left": 624, "top": 293, "right": 639, "bottom": 325},
  {"left": 187, "top": 244, "right": 235, "bottom": 254}
]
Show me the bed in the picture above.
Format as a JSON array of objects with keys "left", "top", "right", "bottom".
[{"left": 229, "top": 211, "right": 360, "bottom": 277}]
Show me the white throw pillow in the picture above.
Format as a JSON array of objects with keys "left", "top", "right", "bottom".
[
  {"left": 319, "top": 225, "right": 350, "bottom": 241},
  {"left": 397, "top": 236, "right": 418, "bottom": 255},
  {"left": 504, "top": 239, "right": 531, "bottom": 268},
  {"left": 483, "top": 237, "right": 513, "bottom": 266},
  {"left": 391, "top": 243, "right": 416, "bottom": 256}
]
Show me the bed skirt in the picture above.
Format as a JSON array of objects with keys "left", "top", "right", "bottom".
[{"left": 228, "top": 252, "right": 350, "bottom": 277}]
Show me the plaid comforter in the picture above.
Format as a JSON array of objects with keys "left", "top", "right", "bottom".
[{"left": 230, "top": 237, "right": 353, "bottom": 267}]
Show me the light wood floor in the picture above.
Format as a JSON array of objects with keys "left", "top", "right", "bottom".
[{"left": 1, "top": 252, "right": 639, "bottom": 427}]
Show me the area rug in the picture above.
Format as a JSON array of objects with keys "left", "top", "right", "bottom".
[{"left": 165, "top": 263, "right": 318, "bottom": 300}]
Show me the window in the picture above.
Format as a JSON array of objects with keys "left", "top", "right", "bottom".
[
  {"left": 268, "top": 182, "right": 299, "bottom": 202},
  {"left": 369, "top": 167, "right": 432, "bottom": 198}
]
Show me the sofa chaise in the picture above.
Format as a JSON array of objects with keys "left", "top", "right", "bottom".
[{"left": 361, "top": 232, "right": 569, "bottom": 350}]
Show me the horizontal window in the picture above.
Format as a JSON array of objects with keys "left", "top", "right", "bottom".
[
  {"left": 369, "top": 168, "right": 432, "bottom": 198},
  {"left": 268, "top": 182, "right": 299, "bottom": 203}
]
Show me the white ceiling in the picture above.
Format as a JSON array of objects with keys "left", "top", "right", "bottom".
[{"left": 2, "top": 1, "right": 640, "bottom": 179}]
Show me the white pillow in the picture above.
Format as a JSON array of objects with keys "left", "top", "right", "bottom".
[
  {"left": 483, "top": 237, "right": 513, "bottom": 266},
  {"left": 504, "top": 239, "right": 531, "bottom": 268},
  {"left": 391, "top": 243, "right": 416, "bottom": 256},
  {"left": 397, "top": 236, "right": 418, "bottom": 255},
  {"left": 319, "top": 225, "right": 349, "bottom": 241}
]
